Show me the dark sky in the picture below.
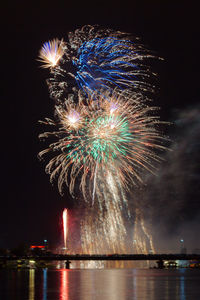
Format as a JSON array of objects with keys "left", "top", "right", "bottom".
[{"left": 1, "top": 0, "right": 200, "bottom": 249}]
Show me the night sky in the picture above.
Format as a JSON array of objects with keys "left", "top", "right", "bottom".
[{"left": 1, "top": 0, "right": 200, "bottom": 249}]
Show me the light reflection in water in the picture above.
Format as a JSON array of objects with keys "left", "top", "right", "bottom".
[
  {"left": 60, "top": 269, "right": 69, "bottom": 300},
  {"left": 165, "top": 273, "right": 169, "bottom": 300},
  {"left": 106, "top": 270, "right": 126, "bottom": 300},
  {"left": 148, "top": 273, "right": 155, "bottom": 300},
  {"left": 43, "top": 269, "right": 47, "bottom": 300},
  {"left": 79, "top": 270, "right": 128, "bottom": 300},
  {"left": 179, "top": 269, "right": 186, "bottom": 300},
  {"left": 180, "top": 276, "right": 186, "bottom": 300},
  {"left": 132, "top": 269, "right": 138, "bottom": 298},
  {"left": 80, "top": 270, "right": 95, "bottom": 300},
  {"left": 137, "top": 270, "right": 148, "bottom": 299},
  {"left": 29, "top": 269, "right": 35, "bottom": 300},
  {"left": 1, "top": 268, "right": 199, "bottom": 300}
]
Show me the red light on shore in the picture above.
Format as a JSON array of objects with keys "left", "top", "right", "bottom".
[{"left": 30, "top": 245, "right": 45, "bottom": 249}]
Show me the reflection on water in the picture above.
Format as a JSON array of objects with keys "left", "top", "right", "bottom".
[
  {"left": 106, "top": 270, "right": 126, "bottom": 300},
  {"left": 29, "top": 269, "right": 35, "bottom": 300},
  {"left": 180, "top": 269, "right": 186, "bottom": 300},
  {"left": 79, "top": 269, "right": 128, "bottom": 300},
  {"left": 164, "top": 270, "right": 169, "bottom": 300},
  {"left": 43, "top": 269, "right": 47, "bottom": 300},
  {"left": 180, "top": 276, "right": 185, "bottom": 300},
  {"left": 1, "top": 268, "right": 200, "bottom": 300},
  {"left": 60, "top": 269, "right": 69, "bottom": 300}
]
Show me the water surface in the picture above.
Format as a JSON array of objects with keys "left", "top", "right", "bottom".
[{"left": 1, "top": 268, "right": 200, "bottom": 300}]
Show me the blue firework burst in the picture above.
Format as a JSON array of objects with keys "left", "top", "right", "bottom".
[
  {"left": 39, "top": 26, "right": 155, "bottom": 104},
  {"left": 73, "top": 37, "right": 140, "bottom": 95}
]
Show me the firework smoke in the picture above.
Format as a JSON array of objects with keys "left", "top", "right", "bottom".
[{"left": 135, "top": 106, "right": 200, "bottom": 253}]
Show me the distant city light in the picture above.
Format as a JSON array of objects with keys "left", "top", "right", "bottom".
[{"left": 29, "top": 260, "right": 35, "bottom": 264}]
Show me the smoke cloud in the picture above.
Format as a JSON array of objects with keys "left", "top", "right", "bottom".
[{"left": 137, "top": 105, "right": 200, "bottom": 253}]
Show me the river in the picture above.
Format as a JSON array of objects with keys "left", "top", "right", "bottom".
[{"left": 0, "top": 268, "right": 200, "bottom": 299}]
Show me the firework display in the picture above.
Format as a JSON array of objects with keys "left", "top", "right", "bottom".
[
  {"left": 39, "top": 92, "right": 165, "bottom": 202},
  {"left": 39, "top": 25, "right": 157, "bottom": 105},
  {"left": 38, "top": 25, "right": 166, "bottom": 264}
]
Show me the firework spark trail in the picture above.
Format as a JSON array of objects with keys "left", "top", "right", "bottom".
[
  {"left": 92, "top": 161, "right": 98, "bottom": 205},
  {"left": 81, "top": 168, "right": 128, "bottom": 255},
  {"left": 63, "top": 208, "right": 68, "bottom": 250},
  {"left": 79, "top": 169, "right": 140, "bottom": 268},
  {"left": 140, "top": 217, "right": 155, "bottom": 254},
  {"left": 132, "top": 207, "right": 155, "bottom": 257}
]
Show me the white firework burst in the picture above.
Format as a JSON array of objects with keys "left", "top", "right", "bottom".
[{"left": 38, "top": 39, "right": 64, "bottom": 68}]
